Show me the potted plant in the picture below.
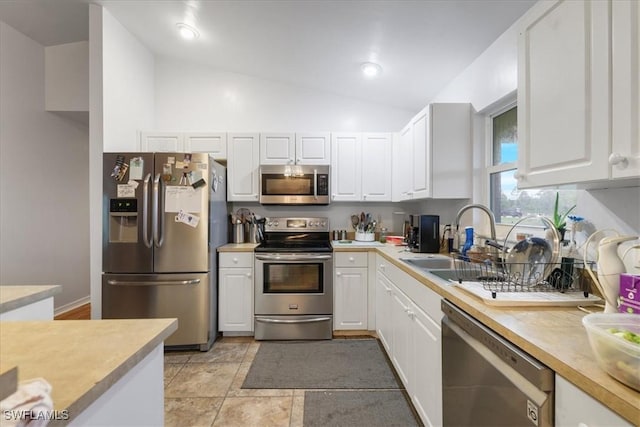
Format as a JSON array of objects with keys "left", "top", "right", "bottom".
[{"left": 551, "top": 192, "right": 576, "bottom": 240}]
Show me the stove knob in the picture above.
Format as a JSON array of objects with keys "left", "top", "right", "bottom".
[
  {"left": 310, "top": 221, "right": 316, "bottom": 227},
  {"left": 274, "top": 221, "right": 279, "bottom": 227},
  {"left": 320, "top": 221, "right": 326, "bottom": 227},
  {"left": 267, "top": 221, "right": 273, "bottom": 227}
]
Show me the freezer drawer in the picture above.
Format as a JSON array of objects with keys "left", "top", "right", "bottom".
[{"left": 102, "top": 273, "right": 213, "bottom": 349}]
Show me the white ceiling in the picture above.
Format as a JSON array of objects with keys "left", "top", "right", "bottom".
[{"left": 0, "top": 0, "right": 536, "bottom": 111}]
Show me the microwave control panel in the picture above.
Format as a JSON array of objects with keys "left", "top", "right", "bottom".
[{"left": 317, "top": 174, "right": 329, "bottom": 196}]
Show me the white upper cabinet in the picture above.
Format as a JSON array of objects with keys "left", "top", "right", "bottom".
[
  {"left": 393, "top": 103, "right": 471, "bottom": 201},
  {"left": 361, "top": 133, "right": 393, "bottom": 201},
  {"left": 139, "top": 132, "right": 227, "bottom": 160},
  {"left": 259, "top": 133, "right": 295, "bottom": 164},
  {"left": 518, "top": 0, "right": 639, "bottom": 188},
  {"left": 260, "top": 132, "right": 330, "bottom": 165},
  {"left": 295, "top": 133, "right": 331, "bottom": 165},
  {"left": 139, "top": 131, "right": 184, "bottom": 152},
  {"left": 184, "top": 132, "right": 227, "bottom": 159},
  {"left": 331, "top": 132, "right": 392, "bottom": 202},
  {"left": 331, "top": 133, "right": 362, "bottom": 201},
  {"left": 227, "top": 133, "right": 260, "bottom": 202},
  {"left": 611, "top": 0, "right": 640, "bottom": 179}
]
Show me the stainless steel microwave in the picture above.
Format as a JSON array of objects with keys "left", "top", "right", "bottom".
[{"left": 259, "top": 165, "right": 330, "bottom": 205}]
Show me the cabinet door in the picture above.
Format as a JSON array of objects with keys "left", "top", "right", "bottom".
[
  {"left": 410, "top": 301, "right": 442, "bottom": 427},
  {"left": 431, "top": 103, "right": 472, "bottom": 199},
  {"left": 393, "top": 125, "right": 413, "bottom": 201},
  {"left": 334, "top": 267, "right": 368, "bottom": 330},
  {"left": 218, "top": 267, "right": 254, "bottom": 332},
  {"left": 331, "top": 133, "right": 362, "bottom": 201},
  {"left": 184, "top": 133, "right": 227, "bottom": 159},
  {"left": 362, "top": 133, "right": 392, "bottom": 201},
  {"left": 259, "top": 133, "right": 295, "bottom": 165},
  {"left": 555, "top": 375, "right": 633, "bottom": 427},
  {"left": 375, "top": 268, "right": 393, "bottom": 352},
  {"left": 139, "top": 132, "right": 184, "bottom": 152},
  {"left": 411, "top": 108, "right": 431, "bottom": 199},
  {"left": 517, "top": 0, "right": 610, "bottom": 188},
  {"left": 296, "top": 133, "right": 331, "bottom": 165},
  {"left": 390, "top": 284, "right": 412, "bottom": 388},
  {"left": 611, "top": 0, "right": 640, "bottom": 179},
  {"left": 227, "top": 133, "right": 260, "bottom": 201}
]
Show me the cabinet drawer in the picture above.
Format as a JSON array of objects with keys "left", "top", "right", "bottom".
[
  {"left": 219, "top": 252, "right": 254, "bottom": 268},
  {"left": 334, "top": 252, "right": 368, "bottom": 267}
]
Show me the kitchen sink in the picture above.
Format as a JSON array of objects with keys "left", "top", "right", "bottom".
[
  {"left": 399, "top": 255, "right": 454, "bottom": 270},
  {"left": 427, "top": 269, "right": 460, "bottom": 282}
]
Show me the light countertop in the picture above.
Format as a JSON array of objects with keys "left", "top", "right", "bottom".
[
  {"left": 217, "top": 243, "right": 260, "bottom": 252},
  {"left": 0, "top": 285, "right": 61, "bottom": 314},
  {"left": 0, "top": 318, "right": 177, "bottom": 422}
]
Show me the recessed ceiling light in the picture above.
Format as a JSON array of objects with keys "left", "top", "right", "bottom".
[
  {"left": 176, "top": 23, "right": 199, "bottom": 40},
  {"left": 361, "top": 62, "right": 382, "bottom": 78}
]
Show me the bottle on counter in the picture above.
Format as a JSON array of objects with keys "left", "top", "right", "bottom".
[{"left": 379, "top": 228, "right": 388, "bottom": 243}]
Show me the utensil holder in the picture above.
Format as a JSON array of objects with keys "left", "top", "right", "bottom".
[
  {"left": 234, "top": 222, "right": 245, "bottom": 243},
  {"left": 355, "top": 232, "right": 375, "bottom": 242}
]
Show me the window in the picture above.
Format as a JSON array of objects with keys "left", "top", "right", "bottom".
[{"left": 487, "top": 105, "right": 577, "bottom": 225}]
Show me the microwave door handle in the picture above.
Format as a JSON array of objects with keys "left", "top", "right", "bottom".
[
  {"left": 314, "top": 169, "right": 318, "bottom": 200},
  {"left": 142, "top": 173, "right": 152, "bottom": 248}
]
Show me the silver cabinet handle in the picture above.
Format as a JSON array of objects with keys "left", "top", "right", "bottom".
[
  {"left": 142, "top": 173, "right": 152, "bottom": 248},
  {"left": 152, "top": 173, "right": 161, "bottom": 247},
  {"left": 107, "top": 279, "right": 201, "bottom": 286}
]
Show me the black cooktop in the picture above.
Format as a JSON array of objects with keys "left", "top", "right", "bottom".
[{"left": 255, "top": 231, "right": 332, "bottom": 253}]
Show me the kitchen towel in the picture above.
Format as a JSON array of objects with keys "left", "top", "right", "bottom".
[{"left": 0, "top": 378, "right": 54, "bottom": 427}]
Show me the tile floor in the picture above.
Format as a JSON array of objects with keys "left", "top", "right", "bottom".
[
  {"left": 164, "top": 336, "right": 304, "bottom": 427},
  {"left": 163, "top": 336, "right": 412, "bottom": 427}
]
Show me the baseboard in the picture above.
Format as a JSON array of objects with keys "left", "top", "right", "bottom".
[{"left": 55, "top": 295, "right": 91, "bottom": 317}]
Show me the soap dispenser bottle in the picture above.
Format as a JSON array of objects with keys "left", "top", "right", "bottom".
[{"left": 461, "top": 226, "right": 474, "bottom": 260}]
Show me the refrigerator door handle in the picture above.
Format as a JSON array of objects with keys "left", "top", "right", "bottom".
[
  {"left": 107, "top": 279, "right": 201, "bottom": 286},
  {"left": 152, "top": 173, "right": 165, "bottom": 247},
  {"left": 142, "top": 173, "right": 152, "bottom": 248}
]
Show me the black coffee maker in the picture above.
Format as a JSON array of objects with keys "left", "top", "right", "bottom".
[{"left": 408, "top": 214, "right": 440, "bottom": 253}]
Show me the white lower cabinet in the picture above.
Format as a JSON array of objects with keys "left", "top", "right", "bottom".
[
  {"left": 376, "top": 255, "right": 443, "bottom": 427},
  {"left": 218, "top": 253, "right": 254, "bottom": 333},
  {"left": 375, "top": 272, "right": 393, "bottom": 351},
  {"left": 334, "top": 252, "right": 368, "bottom": 330},
  {"left": 555, "top": 375, "right": 632, "bottom": 427}
]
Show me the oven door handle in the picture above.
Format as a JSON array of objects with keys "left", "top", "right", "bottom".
[
  {"left": 255, "top": 254, "right": 332, "bottom": 261},
  {"left": 255, "top": 317, "right": 332, "bottom": 324}
]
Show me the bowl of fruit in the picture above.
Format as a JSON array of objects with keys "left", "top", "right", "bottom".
[{"left": 582, "top": 313, "right": 640, "bottom": 391}]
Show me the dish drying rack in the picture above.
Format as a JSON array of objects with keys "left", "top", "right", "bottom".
[{"left": 451, "top": 253, "right": 597, "bottom": 299}]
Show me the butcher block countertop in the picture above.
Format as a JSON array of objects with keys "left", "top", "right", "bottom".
[
  {"left": 0, "top": 285, "right": 61, "bottom": 314},
  {"left": 0, "top": 319, "right": 177, "bottom": 423}
]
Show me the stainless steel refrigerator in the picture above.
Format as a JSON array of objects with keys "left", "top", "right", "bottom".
[{"left": 102, "top": 152, "right": 227, "bottom": 351}]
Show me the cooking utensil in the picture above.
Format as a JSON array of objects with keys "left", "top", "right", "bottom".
[{"left": 351, "top": 215, "right": 360, "bottom": 230}]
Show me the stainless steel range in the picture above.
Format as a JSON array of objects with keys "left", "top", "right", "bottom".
[{"left": 254, "top": 217, "right": 333, "bottom": 340}]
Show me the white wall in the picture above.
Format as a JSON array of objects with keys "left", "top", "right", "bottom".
[
  {"left": 154, "top": 57, "right": 413, "bottom": 133},
  {"left": 89, "top": 6, "right": 157, "bottom": 318},
  {"left": 0, "top": 22, "right": 90, "bottom": 310},
  {"left": 102, "top": 8, "right": 155, "bottom": 151}
]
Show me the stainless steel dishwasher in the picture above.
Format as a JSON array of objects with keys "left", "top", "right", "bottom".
[{"left": 441, "top": 300, "right": 554, "bottom": 427}]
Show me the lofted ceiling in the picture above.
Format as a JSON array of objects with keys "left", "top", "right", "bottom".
[{"left": 0, "top": 0, "right": 536, "bottom": 111}]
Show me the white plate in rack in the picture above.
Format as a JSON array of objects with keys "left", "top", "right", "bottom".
[{"left": 455, "top": 281, "right": 602, "bottom": 307}]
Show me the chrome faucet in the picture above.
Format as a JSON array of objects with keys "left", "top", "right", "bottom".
[{"left": 454, "top": 204, "right": 498, "bottom": 252}]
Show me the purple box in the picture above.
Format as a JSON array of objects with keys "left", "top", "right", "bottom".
[{"left": 619, "top": 274, "right": 640, "bottom": 314}]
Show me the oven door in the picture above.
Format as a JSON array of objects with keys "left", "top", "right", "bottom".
[{"left": 254, "top": 253, "right": 333, "bottom": 315}]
